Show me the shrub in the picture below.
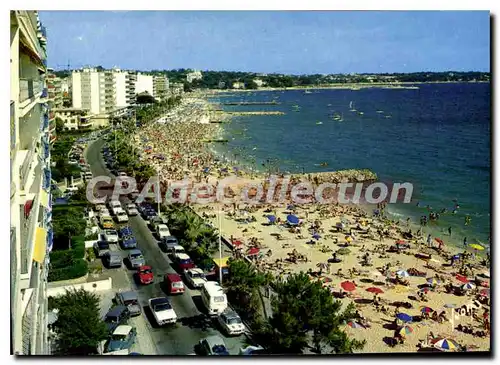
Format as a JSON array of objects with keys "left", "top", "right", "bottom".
[{"left": 48, "top": 259, "right": 88, "bottom": 282}]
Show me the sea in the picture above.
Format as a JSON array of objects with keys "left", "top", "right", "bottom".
[{"left": 207, "top": 83, "right": 491, "bottom": 251}]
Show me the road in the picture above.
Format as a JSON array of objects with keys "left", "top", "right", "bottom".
[{"left": 86, "top": 138, "right": 248, "bottom": 355}]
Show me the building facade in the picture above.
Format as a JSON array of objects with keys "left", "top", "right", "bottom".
[
  {"left": 11, "top": 10, "right": 52, "bottom": 355},
  {"left": 135, "top": 73, "right": 154, "bottom": 96},
  {"left": 153, "top": 75, "right": 169, "bottom": 100},
  {"left": 186, "top": 70, "right": 202, "bottom": 82}
]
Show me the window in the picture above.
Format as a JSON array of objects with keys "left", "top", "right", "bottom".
[{"left": 214, "top": 296, "right": 225, "bottom": 303}]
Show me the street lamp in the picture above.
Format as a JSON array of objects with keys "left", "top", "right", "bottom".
[{"left": 218, "top": 203, "right": 223, "bottom": 284}]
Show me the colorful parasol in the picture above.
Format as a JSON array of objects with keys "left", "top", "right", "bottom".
[
  {"left": 462, "top": 282, "right": 476, "bottom": 290},
  {"left": 341, "top": 281, "right": 356, "bottom": 292},
  {"left": 396, "top": 270, "right": 410, "bottom": 278},
  {"left": 398, "top": 325, "right": 414, "bottom": 336},
  {"left": 421, "top": 306, "right": 433, "bottom": 313},
  {"left": 433, "top": 338, "right": 459, "bottom": 352},
  {"left": 232, "top": 240, "right": 243, "bottom": 247},
  {"left": 247, "top": 247, "right": 260, "bottom": 256},
  {"left": 347, "top": 321, "right": 364, "bottom": 329},
  {"left": 426, "top": 277, "right": 440, "bottom": 286},
  {"left": 396, "top": 313, "right": 413, "bottom": 322},
  {"left": 366, "top": 287, "right": 384, "bottom": 294},
  {"left": 455, "top": 274, "right": 469, "bottom": 283}
]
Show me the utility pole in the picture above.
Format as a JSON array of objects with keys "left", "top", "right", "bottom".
[
  {"left": 218, "top": 203, "right": 223, "bottom": 284},
  {"left": 156, "top": 164, "right": 161, "bottom": 214}
]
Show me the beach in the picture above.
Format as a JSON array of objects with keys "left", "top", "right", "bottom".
[{"left": 130, "top": 95, "right": 490, "bottom": 353}]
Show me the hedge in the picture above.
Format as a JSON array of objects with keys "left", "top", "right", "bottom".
[{"left": 48, "top": 259, "right": 88, "bottom": 282}]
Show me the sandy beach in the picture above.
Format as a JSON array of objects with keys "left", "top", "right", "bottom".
[{"left": 131, "top": 97, "right": 491, "bottom": 353}]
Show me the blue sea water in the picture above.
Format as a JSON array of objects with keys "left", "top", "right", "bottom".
[{"left": 208, "top": 83, "right": 491, "bottom": 248}]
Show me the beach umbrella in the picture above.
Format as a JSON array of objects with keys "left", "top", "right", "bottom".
[
  {"left": 366, "top": 287, "right": 384, "bottom": 294},
  {"left": 396, "top": 239, "right": 407, "bottom": 245},
  {"left": 317, "top": 262, "right": 329, "bottom": 271},
  {"left": 469, "top": 243, "right": 484, "bottom": 251},
  {"left": 336, "top": 248, "right": 351, "bottom": 255},
  {"left": 287, "top": 204, "right": 295, "bottom": 210},
  {"left": 202, "top": 167, "right": 210, "bottom": 173},
  {"left": 398, "top": 325, "right": 414, "bottom": 336},
  {"left": 462, "top": 282, "right": 476, "bottom": 290},
  {"left": 341, "top": 281, "right": 356, "bottom": 292},
  {"left": 347, "top": 321, "right": 364, "bottom": 329},
  {"left": 479, "top": 288, "right": 490, "bottom": 298},
  {"left": 232, "top": 240, "right": 243, "bottom": 247},
  {"left": 336, "top": 222, "right": 346, "bottom": 230},
  {"left": 396, "top": 313, "right": 413, "bottom": 323},
  {"left": 312, "top": 233, "right": 321, "bottom": 240},
  {"left": 421, "top": 306, "right": 433, "bottom": 313},
  {"left": 455, "top": 274, "right": 469, "bottom": 283},
  {"left": 426, "top": 277, "right": 440, "bottom": 286},
  {"left": 247, "top": 247, "right": 260, "bottom": 256},
  {"left": 434, "top": 238, "right": 444, "bottom": 245},
  {"left": 396, "top": 270, "right": 410, "bottom": 278},
  {"left": 286, "top": 214, "right": 299, "bottom": 225},
  {"left": 433, "top": 338, "right": 460, "bottom": 352},
  {"left": 267, "top": 215, "right": 276, "bottom": 224}
]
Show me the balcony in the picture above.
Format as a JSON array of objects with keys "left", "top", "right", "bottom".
[
  {"left": 40, "top": 88, "right": 48, "bottom": 99},
  {"left": 11, "top": 101, "right": 16, "bottom": 153},
  {"left": 40, "top": 113, "right": 49, "bottom": 132},
  {"left": 19, "top": 145, "right": 36, "bottom": 192},
  {"left": 19, "top": 79, "right": 43, "bottom": 105},
  {"left": 79, "top": 117, "right": 92, "bottom": 128}
]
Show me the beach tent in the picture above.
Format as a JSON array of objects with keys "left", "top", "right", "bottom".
[
  {"left": 286, "top": 214, "right": 299, "bottom": 225},
  {"left": 267, "top": 215, "right": 277, "bottom": 224}
]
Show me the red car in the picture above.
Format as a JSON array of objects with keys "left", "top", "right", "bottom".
[
  {"left": 164, "top": 273, "right": 185, "bottom": 295},
  {"left": 137, "top": 265, "right": 154, "bottom": 285}
]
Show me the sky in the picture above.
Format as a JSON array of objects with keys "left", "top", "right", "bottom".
[{"left": 38, "top": 11, "right": 490, "bottom": 74}]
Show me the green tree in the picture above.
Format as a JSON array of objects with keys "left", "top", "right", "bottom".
[
  {"left": 255, "top": 272, "right": 365, "bottom": 354},
  {"left": 136, "top": 92, "right": 156, "bottom": 104},
  {"left": 49, "top": 288, "right": 108, "bottom": 355},
  {"left": 52, "top": 207, "right": 87, "bottom": 249},
  {"left": 55, "top": 117, "right": 65, "bottom": 133}
]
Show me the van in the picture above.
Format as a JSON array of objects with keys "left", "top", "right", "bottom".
[
  {"left": 164, "top": 273, "right": 185, "bottom": 295},
  {"left": 201, "top": 282, "right": 228, "bottom": 316}
]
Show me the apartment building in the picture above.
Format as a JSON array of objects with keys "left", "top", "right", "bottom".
[
  {"left": 72, "top": 67, "right": 115, "bottom": 115},
  {"left": 11, "top": 10, "right": 52, "bottom": 355},
  {"left": 153, "top": 75, "right": 169, "bottom": 100},
  {"left": 47, "top": 70, "right": 63, "bottom": 109},
  {"left": 135, "top": 73, "right": 154, "bottom": 96},
  {"left": 186, "top": 70, "right": 202, "bottom": 82}
]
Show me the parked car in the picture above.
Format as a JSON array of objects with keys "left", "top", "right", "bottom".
[
  {"left": 155, "top": 224, "right": 170, "bottom": 239},
  {"left": 184, "top": 268, "right": 207, "bottom": 289},
  {"left": 150, "top": 215, "right": 169, "bottom": 230},
  {"left": 136, "top": 265, "right": 154, "bottom": 285},
  {"left": 173, "top": 253, "right": 195, "bottom": 271},
  {"left": 128, "top": 249, "right": 145, "bottom": 269},
  {"left": 103, "top": 252, "right": 122, "bottom": 268},
  {"left": 197, "top": 335, "right": 229, "bottom": 356},
  {"left": 118, "top": 226, "right": 133, "bottom": 238},
  {"left": 104, "top": 305, "right": 130, "bottom": 333},
  {"left": 114, "top": 291, "right": 142, "bottom": 317},
  {"left": 217, "top": 309, "right": 245, "bottom": 336},
  {"left": 159, "top": 236, "right": 178, "bottom": 252},
  {"left": 102, "top": 229, "right": 119, "bottom": 243},
  {"left": 104, "top": 325, "right": 137, "bottom": 353},
  {"left": 171, "top": 245, "right": 186, "bottom": 258},
  {"left": 116, "top": 211, "right": 129, "bottom": 223},
  {"left": 164, "top": 273, "right": 185, "bottom": 295},
  {"left": 125, "top": 204, "right": 139, "bottom": 216},
  {"left": 121, "top": 235, "right": 138, "bottom": 249},
  {"left": 93, "top": 241, "right": 110, "bottom": 258},
  {"left": 100, "top": 216, "right": 114, "bottom": 229},
  {"left": 148, "top": 297, "right": 177, "bottom": 325}
]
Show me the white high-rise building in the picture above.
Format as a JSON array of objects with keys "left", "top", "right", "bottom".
[
  {"left": 135, "top": 73, "right": 154, "bottom": 96},
  {"left": 11, "top": 10, "right": 52, "bottom": 355},
  {"left": 153, "top": 75, "right": 169, "bottom": 100},
  {"left": 71, "top": 68, "right": 116, "bottom": 115}
]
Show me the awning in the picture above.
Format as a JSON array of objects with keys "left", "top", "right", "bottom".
[
  {"left": 33, "top": 227, "right": 47, "bottom": 263},
  {"left": 39, "top": 190, "right": 49, "bottom": 208},
  {"left": 213, "top": 257, "right": 230, "bottom": 268}
]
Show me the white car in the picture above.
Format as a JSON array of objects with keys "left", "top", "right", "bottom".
[
  {"left": 156, "top": 224, "right": 170, "bottom": 239},
  {"left": 125, "top": 204, "right": 139, "bottom": 216},
  {"left": 109, "top": 201, "right": 123, "bottom": 215},
  {"left": 116, "top": 211, "right": 129, "bottom": 223},
  {"left": 184, "top": 268, "right": 207, "bottom": 289},
  {"left": 149, "top": 297, "right": 177, "bottom": 325},
  {"left": 99, "top": 208, "right": 111, "bottom": 218},
  {"left": 217, "top": 309, "right": 245, "bottom": 336},
  {"left": 102, "top": 229, "right": 119, "bottom": 243}
]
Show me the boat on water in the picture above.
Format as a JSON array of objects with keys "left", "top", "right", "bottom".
[
  {"left": 316, "top": 121, "right": 323, "bottom": 125},
  {"left": 349, "top": 101, "right": 357, "bottom": 112},
  {"left": 319, "top": 162, "right": 328, "bottom": 167},
  {"left": 304, "top": 90, "right": 313, "bottom": 94},
  {"left": 385, "top": 115, "right": 392, "bottom": 119},
  {"left": 332, "top": 112, "right": 343, "bottom": 121},
  {"left": 358, "top": 111, "right": 364, "bottom": 115},
  {"left": 292, "top": 105, "right": 301, "bottom": 112},
  {"left": 376, "top": 110, "right": 384, "bottom": 113}
]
